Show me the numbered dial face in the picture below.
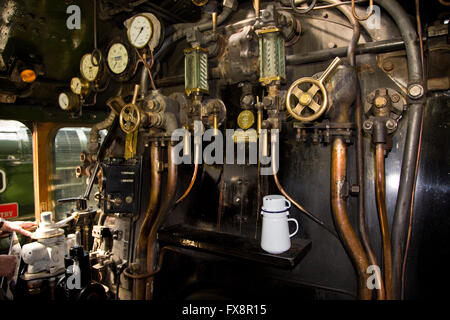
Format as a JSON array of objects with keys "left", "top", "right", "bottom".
[
  {"left": 58, "top": 92, "right": 70, "bottom": 110},
  {"left": 70, "top": 77, "right": 88, "bottom": 95},
  {"left": 107, "top": 43, "right": 129, "bottom": 74},
  {"left": 80, "top": 53, "right": 99, "bottom": 82},
  {"left": 127, "top": 15, "right": 153, "bottom": 48},
  {"left": 58, "top": 92, "right": 79, "bottom": 111}
]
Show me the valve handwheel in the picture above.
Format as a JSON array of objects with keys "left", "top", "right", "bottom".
[
  {"left": 120, "top": 103, "right": 141, "bottom": 134},
  {"left": 286, "top": 57, "right": 342, "bottom": 122}
]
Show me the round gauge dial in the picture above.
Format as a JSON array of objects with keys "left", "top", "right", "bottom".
[
  {"left": 58, "top": 92, "right": 70, "bottom": 110},
  {"left": 127, "top": 15, "right": 153, "bottom": 48},
  {"left": 107, "top": 43, "right": 129, "bottom": 75},
  {"left": 70, "top": 77, "right": 89, "bottom": 95},
  {"left": 80, "top": 53, "right": 100, "bottom": 82},
  {"left": 58, "top": 91, "right": 80, "bottom": 111}
]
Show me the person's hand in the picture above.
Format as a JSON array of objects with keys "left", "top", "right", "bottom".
[
  {"left": 0, "top": 220, "right": 36, "bottom": 237},
  {"left": 0, "top": 255, "right": 17, "bottom": 280}
]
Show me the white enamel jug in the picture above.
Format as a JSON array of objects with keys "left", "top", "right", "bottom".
[{"left": 260, "top": 195, "right": 299, "bottom": 254}]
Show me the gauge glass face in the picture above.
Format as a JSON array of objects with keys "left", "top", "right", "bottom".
[
  {"left": 80, "top": 53, "right": 99, "bottom": 82},
  {"left": 70, "top": 77, "right": 82, "bottom": 95},
  {"left": 107, "top": 43, "right": 129, "bottom": 74},
  {"left": 128, "top": 15, "right": 152, "bottom": 48},
  {"left": 58, "top": 92, "right": 70, "bottom": 110}
]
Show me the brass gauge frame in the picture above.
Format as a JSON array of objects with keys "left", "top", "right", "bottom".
[
  {"left": 80, "top": 53, "right": 101, "bottom": 82},
  {"left": 127, "top": 14, "right": 153, "bottom": 49},
  {"left": 70, "top": 77, "right": 90, "bottom": 96},
  {"left": 58, "top": 91, "right": 80, "bottom": 111}
]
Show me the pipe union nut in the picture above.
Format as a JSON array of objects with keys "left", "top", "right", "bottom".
[{"left": 408, "top": 84, "right": 424, "bottom": 99}]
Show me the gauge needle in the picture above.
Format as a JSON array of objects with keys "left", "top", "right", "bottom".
[{"left": 134, "top": 27, "right": 143, "bottom": 43}]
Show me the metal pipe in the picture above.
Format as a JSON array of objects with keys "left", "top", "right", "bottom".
[
  {"left": 331, "top": 138, "right": 371, "bottom": 300},
  {"left": 375, "top": 143, "right": 393, "bottom": 299},
  {"left": 145, "top": 144, "right": 178, "bottom": 299},
  {"left": 212, "top": 12, "right": 217, "bottom": 33},
  {"left": 325, "top": 0, "right": 382, "bottom": 299},
  {"left": 176, "top": 143, "right": 200, "bottom": 204},
  {"left": 134, "top": 143, "right": 161, "bottom": 300},
  {"left": 374, "top": 0, "right": 425, "bottom": 300},
  {"left": 254, "top": 0, "right": 260, "bottom": 18},
  {"left": 286, "top": 38, "right": 406, "bottom": 65},
  {"left": 271, "top": 137, "right": 339, "bottom": 239}
]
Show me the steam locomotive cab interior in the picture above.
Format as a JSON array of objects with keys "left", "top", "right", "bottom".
[{"left": 0, "top": 0, "right": 449, "bottom": 301}]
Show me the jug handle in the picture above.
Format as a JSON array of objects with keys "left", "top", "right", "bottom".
[
  {"left": 288, "top": 218, "right": 299, "bottom": 238},
  {"left": 285, "top": 199, "right": 291, "bottom": 210}
]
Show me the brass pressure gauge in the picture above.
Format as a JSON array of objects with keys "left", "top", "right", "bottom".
[
  {"left": 237, "top": 110, "right": 255, "bottom": 130},
  {"left": 107, "top": 43, "right": 129, "bottom": 75},
  {"left": 127, "top": 15, "right": 153, "bottom": 48},
  {"left": 80, "top": 53, "right": 100, "bottom": 82},
  {"left": 70, "top": 77, "right": 89, "bottom": 96},
  {"left": 58, "top": 91, "right": 80, "bottom": 111}
]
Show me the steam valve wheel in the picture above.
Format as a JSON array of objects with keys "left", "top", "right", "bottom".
[
  {"left": 286, "top": 57, "right": 342, "bottom": 122},
  {"left": 286, "top": 78, "right": 328, "bottom": 123},
  {"left": 119, "top": 103, "right": 141, "bottom": 134}
]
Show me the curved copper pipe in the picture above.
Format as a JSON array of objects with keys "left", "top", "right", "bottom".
[
  {"left": 134, "top": 143, "right": 161, "bottom": 300},
  {"left": 176, "top": 143, "right": 200, "bottom": 204},
  {"left": 145, "top": 144, "right": 178, "bottom": 299},
  {"left": 271, "top": 142, "right": 339, "bottom": 239},
  {"left": 331, "top": 138, "right": 371, "bottom": 300},
  {"left": 375, "top": 143, "right": 393, "bottom": 299}
]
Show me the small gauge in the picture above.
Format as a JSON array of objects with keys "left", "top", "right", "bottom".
[
  {"left": 107, "top": 43, "right": 129, "bottom": 75},
  {"left": 58, "top": 91, "right": 80, "bottom": 111},
  {"left": 80, "top": 53, "right": 100, "bottom": 82},
  {"left": 127, "top": 15, "right": 153, "bottom": 48},
  {"left": 70, "top": 77, "right": 89, "bottom": 95}
]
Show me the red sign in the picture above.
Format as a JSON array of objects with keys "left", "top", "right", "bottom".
[{"left": 0, "top": 203, "right": 19, "bottom": 219}]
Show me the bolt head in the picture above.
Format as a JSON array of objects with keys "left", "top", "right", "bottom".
[
  {"left": 386, "top": 119, "right": 397, "bottom": 131},
  {"left": 408, "top": 84, "right": 424, "bottom": 99},
  {"left": 363, "top": 120, "right": 373, "bottom": 131},
  {"left": 375, "top": 96, "right": 388, "bottom": 108},
  {"left": 383, "top": 61, "right": 394, "bottom": 72},
  {"left": 391, "top": 94, "right": 401, "bottom": 103}
]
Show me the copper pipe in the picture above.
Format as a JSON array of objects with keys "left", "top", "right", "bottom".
[
  {"left": 176, "top": 143, "right": 200, "bottom": 204},
  {"left": 145, "top": 144, "right": 178, "bottom": 299},
  {"left": 254, "top": 0, "right": 260, "bottom": 18},
  {"left": 331, "top": 138, "right": 371, "bottom": 300},
  {"left": 271, "top": 139, "right": 339, "bottom": 239},
  {"left": 324, "top": 0, "right": 383, "bottom": 299},
  {"left": 134, "top": 143, "right": 161, "bottom": 300},
  {"left": 375, "top": 143, "right": 393, "bottom": 299}
]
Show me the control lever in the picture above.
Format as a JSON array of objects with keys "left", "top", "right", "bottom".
[{"left": 286, "top": 57, "right": 342, "bottom": 122}]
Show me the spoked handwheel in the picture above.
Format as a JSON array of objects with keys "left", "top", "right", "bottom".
[
  {"left": 286, "top": 57, "right": 342, "bottom": 122},
  {"left": 119, "top": 103, "right": 141, "bottom": 134}
]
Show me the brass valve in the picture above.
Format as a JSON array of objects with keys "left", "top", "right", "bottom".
[
  {"left": 119, "top": 85, "right": 141, "bottom": 134},
  {"left": 286, "top": 57, "right": 342, "bottom": 122}
]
